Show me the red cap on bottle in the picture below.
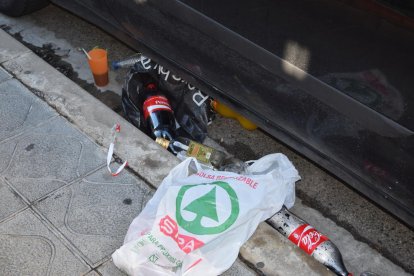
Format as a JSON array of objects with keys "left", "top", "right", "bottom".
[{"left": 146, "top": 83, "right": 156, "bottom": 90}]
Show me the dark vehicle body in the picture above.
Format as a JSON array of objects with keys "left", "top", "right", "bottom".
[{"left": 23, "top": 0, "right": 414, "bottom": 226}]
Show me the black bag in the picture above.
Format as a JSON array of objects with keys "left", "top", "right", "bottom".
[{"left": 122, "top": 56, "right": 213, "bottom": 142}]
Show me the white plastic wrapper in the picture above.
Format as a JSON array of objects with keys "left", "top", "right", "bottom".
[{"left": 112, "top": 153, "right": 300, "bottom": 275}]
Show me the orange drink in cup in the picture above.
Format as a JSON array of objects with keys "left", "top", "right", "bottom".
[{"left": 87, "top": 48, "right": 109, "bottom": 86}]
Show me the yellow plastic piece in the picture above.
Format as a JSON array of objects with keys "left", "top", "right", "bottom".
[{"left": 212, "top": 100, "right": 257, "bottom": 130}]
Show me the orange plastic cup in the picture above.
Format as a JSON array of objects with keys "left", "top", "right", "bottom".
[{"left": 87, "top": 48, "right": 109, "bottom": 87}]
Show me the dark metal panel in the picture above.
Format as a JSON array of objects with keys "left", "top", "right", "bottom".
[{"left": 51, "top": 0, "right": 414, "bottom": 227}]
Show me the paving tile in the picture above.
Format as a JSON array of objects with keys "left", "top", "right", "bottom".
[
  {"left": 0, "top": 29, "right": 31, "bottom": 63},
  {"left": 0, "top": 116, "right": 106, "bottom": 202},
  {"left": 0, "top": 178, "right": 27, "bottom": 222},
  {"left": 84, "top": 271, "right": 100, "bottom": 276},
  {"left": 35, "top": 166, "right": 154, "bottom": 266},
  {"left": 0, "top": 78, "right": 57, "bottom": 142},
  {"left": 0, "top": 208, "right": 90, "bottom": 276},
  {"left": 0, "top": 67, "right": 12, "bottom": 83},
  {"left": 97, "top": 259, "right": 127, "bottom": 276}
]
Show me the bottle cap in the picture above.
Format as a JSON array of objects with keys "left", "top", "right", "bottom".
[
  {"left": 211, "top": 100, "right": 218, "bottom": 110},
  {"left": 146, "top": 83, "right": 156, "bottom": 90},
  {"left": 155, "top": 137, "right": 170, "bottom": 149},
  {"left": 111, "top": 61, "right": 120, "bottom": 70}
]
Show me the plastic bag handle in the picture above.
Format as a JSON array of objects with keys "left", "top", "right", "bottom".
[{"left": 188, "top": 157, "right": 203, "bottom": 173}]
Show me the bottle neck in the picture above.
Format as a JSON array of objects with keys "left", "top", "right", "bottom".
[
  {"left": 172, "top": 140, "right": 189, "bottom": 152},
  {"left": 155, "top": 137, "right": 189, "bottom": 154}
]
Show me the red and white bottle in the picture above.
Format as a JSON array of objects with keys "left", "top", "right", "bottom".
[
  {"left": 139, "top": 82, "right": 176, "bottom": 140},
  {"left": 268, "top": 206, "right": 353, "bottom": 276}
]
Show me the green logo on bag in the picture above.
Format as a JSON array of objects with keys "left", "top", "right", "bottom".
[{"left": 176, "top": 181, "right": 239, "bottom": 235}]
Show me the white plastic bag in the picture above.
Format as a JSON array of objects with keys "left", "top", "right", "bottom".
[{"left": 112, "top": 153, "right": 300, "bottom": 275}]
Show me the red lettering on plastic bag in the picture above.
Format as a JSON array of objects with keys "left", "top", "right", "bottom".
[
  {"left": 159, "top": 215, "right": 204, "bottom": 254},
  {"left": 288, "top": 224, "right": 328, "bottom": 255}
]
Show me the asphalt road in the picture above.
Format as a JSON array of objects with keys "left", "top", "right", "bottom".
[{"left": 1, "top": 4, "right": 413, "bottom": 274}]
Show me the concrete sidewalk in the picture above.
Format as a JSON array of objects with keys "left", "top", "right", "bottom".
[
  {"left": 0, "top": 59, "right": 255, "bottom": 275},
  {"left": 0, "top": 29, "right": 410, "bottom": 276},
  {"left": 0, "top": 35, "right": 257, "bottom": 275}
]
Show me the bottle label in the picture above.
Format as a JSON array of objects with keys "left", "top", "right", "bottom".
[
  {"left": 186, "top": 141, "right": 214, "bottom": 164},
  {"left": 143, "top": 96, "right": 172, "bottom": 120},
  {"left": 288, "top": 224, "right": 328, "bottom": 255}
]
